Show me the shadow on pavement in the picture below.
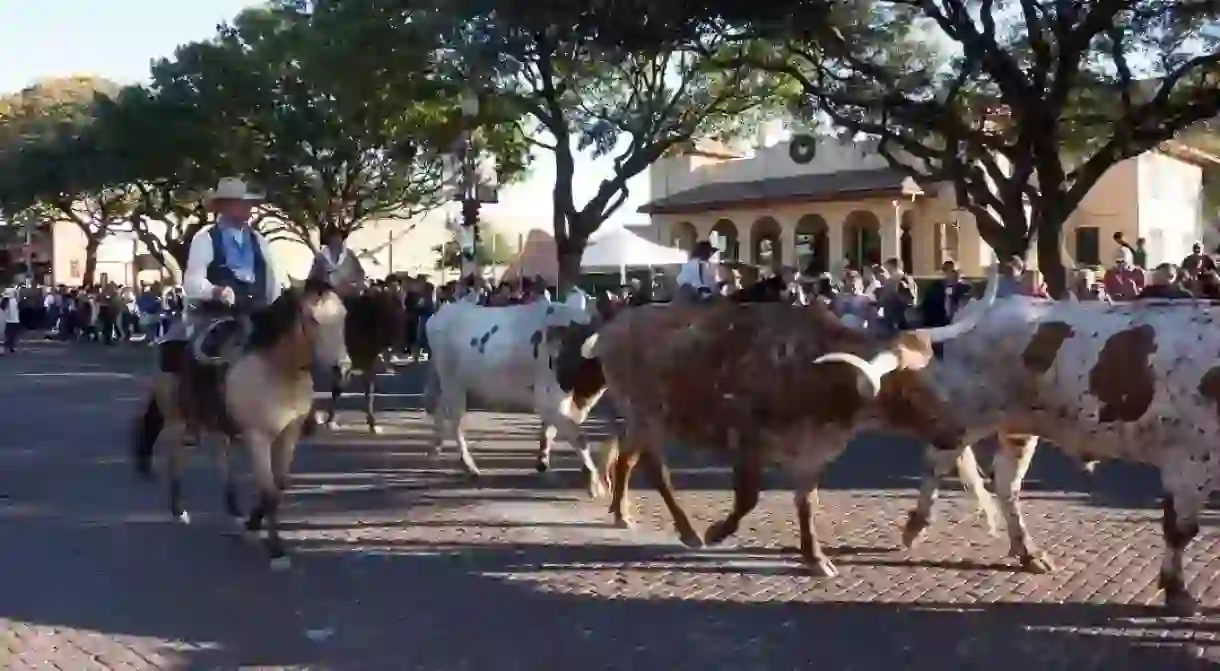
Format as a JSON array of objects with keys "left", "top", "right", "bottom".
[{"left": 0, "top": 511, "right": 1215, "bottom": 669}]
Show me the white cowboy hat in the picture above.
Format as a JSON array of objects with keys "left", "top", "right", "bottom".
[{"left": 205, "top": 177, "right": 265, "bottom": 203}]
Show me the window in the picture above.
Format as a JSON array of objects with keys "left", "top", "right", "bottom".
[{"left": 1074, "top": 226, "right": 1101, "bottom": 266}]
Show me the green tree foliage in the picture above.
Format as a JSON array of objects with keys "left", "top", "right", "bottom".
[
  {"left": 0, "top": 76, "right": 132, "bottom": 283},
  {"left": 144, "top": 2, "right": 530, "bottom": 252},
  {"left": 701, "top": 0, "right": 1220, "bottom": 293},
  {"left": 341, "top": 0, "right": 788, "bottom": 287},
  {"left": 434, "top": 232, "right": 518, "bottom": 270},
  {"left": 91, "top": 85, "right": 225, "bottom": 280}
]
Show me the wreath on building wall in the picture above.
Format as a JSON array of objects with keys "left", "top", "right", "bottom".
[{"left": 789, "top": 134, "right": 817, "bottom": 164}]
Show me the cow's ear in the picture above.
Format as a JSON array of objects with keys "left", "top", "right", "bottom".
[{"left": 893, "top": 331, "right": 934, "bottom": 371}]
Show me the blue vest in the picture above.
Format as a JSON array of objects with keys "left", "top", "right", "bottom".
[{"left": 207, "top": 226, "right": 268, "bottom": 308}]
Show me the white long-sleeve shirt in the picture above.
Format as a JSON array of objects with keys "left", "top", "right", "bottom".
[{"left": 182, "top": 224, "right": 282, "bottom": 304}]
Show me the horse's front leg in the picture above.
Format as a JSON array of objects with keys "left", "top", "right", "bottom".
[
  {"left": 166, "top": 427, "right": 191, "bottom": 524},
  {"left": 324, "top": 366, "right": 342, "bottom": 430},
  {"left": 214, "top": 436, "right": 243, "bottom": 528},
  {"left": 362, "top": 369, "right": 380, "bottom": 434},
  {"left": 253, "top": 421, "right": 304, "bottom": 569}
]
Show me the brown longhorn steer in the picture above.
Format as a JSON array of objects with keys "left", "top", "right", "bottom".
[{"left": 578, "top": 268, "right": 1000, "bottom": 576}]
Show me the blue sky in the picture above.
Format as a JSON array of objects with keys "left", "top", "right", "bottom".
[{"left": 0, "top": 0, "right": 649, "bottom": 228}]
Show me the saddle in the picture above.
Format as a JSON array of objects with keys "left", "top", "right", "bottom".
[{"left": 158, "top": 302, "right": 253, "bottom": 435}]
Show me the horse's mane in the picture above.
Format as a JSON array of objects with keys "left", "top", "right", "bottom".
[{"left": 248, "top": 280, "right": 333, "bottom": 351}]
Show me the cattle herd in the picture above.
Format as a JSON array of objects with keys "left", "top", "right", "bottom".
[{"left": 141, "top": 266, "right": 1220, "bottom": 617}]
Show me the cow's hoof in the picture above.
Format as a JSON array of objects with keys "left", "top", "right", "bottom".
[
  {"left": 678, "top": 530, "right": 705, "bottom": 549},
  {"left": 1165, "top": 591, "right": 1199, "bottom": 617},
  {"left": 612, "top": 516, "right": 634, "bottom": 530},
  {"left": 703, "top": 520, "right": 737, "bottom": 546},
  {"left": 325, "top": 421, "right": 340, "bottom": 431},
  {"left": 269, "top": 555, "right": 293, "bottom": 572},
  {"left": 900, "top": 512, "right": 929, "bottom": 549},
  {"left": 805, "top": 556, "right": 839, "bottom": 577},
  {"left": 367, "top": 425, "right": 383, "bottom": 435},
  {"left": 174, "top": 511, "right": 191, "bottom": 525},
  {"left": 1019, "top": 552, "right": 1056, "bottom": 574},
  {"left": 535, "top": 460, "right": 550, "bottom": 473}
]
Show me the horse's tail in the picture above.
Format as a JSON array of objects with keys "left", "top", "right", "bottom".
[{"left": 133, "top": 394, "right": 163, "bottom": 479}]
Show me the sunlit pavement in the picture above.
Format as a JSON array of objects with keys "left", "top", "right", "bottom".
[{"left": 0, "top": 340, "right": 1218, "bottom": 669}]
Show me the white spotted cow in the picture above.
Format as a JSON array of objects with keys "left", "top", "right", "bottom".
[
  {"left": 823, "top": 295, "right": 1220, "bottom": 615},
  {"left": 423, "top": 292, "right": 608, "bottom": 497}
]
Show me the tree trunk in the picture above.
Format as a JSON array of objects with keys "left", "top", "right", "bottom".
[
  {"left": 1036, "top": 221, "right": 1067, "bottom": 299},
  {"left": 555, "top": 233, "right": 585, "bottom": 294},
  {"left": 83, "top": 237, "right": 100, "bottom": 287}
]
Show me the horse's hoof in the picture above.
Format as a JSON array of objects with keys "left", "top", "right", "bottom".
[
  {"left": 269, "top": 555, "right": 293, "bottom": 572},
  {"left": 325, "top": 421, "right": 340, "bottom": 431},
  {"left": 1165, "top": 591, "right": 1199, "bottom": 617},
  {"left": 535, "top": 460, "right": 550, "bottom": 473},
  {"left": 1019, "top": 552, "right": 1057, "bottom": 574},
  {"left": 174, "top": 511, "right": 191, "bottom": 525},
  {"left": 612, "top": 516, "right": 634, "bottom": 530},
  {"left": 805, "top": 556, "right": 839, "bottom": 577}
]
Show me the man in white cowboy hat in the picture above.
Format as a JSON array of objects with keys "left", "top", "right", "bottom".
[{"left": 161, "top": 177, "right": 282, "bottom": 348}]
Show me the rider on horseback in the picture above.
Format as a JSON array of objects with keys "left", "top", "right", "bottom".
[
  {"left": 308, "top": 227, "right": 365, "bottom": 299},
  {"left": 169, "top": 177, "right": 282, "bottom": 359}
]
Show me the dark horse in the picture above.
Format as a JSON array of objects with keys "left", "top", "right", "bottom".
[{"left": 318, "top": 284, "right": 406, "bottom": 433}]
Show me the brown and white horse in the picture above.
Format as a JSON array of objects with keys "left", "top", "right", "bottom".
[{"left": 132, "top": 280, "right": 350, "bottom": 569}]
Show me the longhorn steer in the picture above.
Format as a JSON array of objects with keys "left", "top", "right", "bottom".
[
  {"left": 577, "top": 268, "right": 1001, "bottom": 573},
  {"left": 857, "top": 295, "right": 1220, "bottom": 615},
  {"left": 424, "top": 295, "right": 607, "bottom": 496}
]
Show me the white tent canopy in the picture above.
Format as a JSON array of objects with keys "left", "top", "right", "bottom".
[{"left": 580, "top": 226, "right": 689, "bottom": 268}]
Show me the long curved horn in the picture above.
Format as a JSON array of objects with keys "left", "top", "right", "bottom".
[
  {"left": 580, "top": 333, "right": 599, "bottom": 359},
  {"left": 812, "top": 350, "right": 900, "bottom": 398},
  {"left": 913, "top": 262, "right": 999, "bottom": 344},
  {"left": 190, "top": 317, "right": 236, "bottom": 364}
]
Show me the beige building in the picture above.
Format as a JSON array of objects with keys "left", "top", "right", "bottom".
[
  {"left": 37, "top": 206, "right": 540, "bottom": 288},
  {"left": 638, "top": 137, "right": 1219, "bottom": 277}
]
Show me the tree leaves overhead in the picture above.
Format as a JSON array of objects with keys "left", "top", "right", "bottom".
[
  {"left": 371, "top": 0, "right": 791, "bottom": 285},
  {"left": 707, "top": 0, "right": 1220, "bottom": 293}
]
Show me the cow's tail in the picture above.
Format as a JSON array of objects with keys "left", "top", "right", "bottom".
[
  {"left": 133, "top": 394, "right": 163, "bottom": 480},
  {"left": 954, "top": 444, "right": 999, "bottom": 537}
]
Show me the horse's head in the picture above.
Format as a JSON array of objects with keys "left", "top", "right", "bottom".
[{"left": 252, "top": 279, "right": 351, "bottom": 376}]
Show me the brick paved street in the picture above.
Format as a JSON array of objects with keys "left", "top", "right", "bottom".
[{"left": 2, "top": 340, "right": 1220, "bottom": 669}]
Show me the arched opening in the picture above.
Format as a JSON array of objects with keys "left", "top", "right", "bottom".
[
  {"left": 669, "top": 221, "right": 698, "bottom": 252},
  {"left": 843, "top": 210, "right": 881, "bottom": 270},
  {"left": 795, "top": 214, "right": 829, "bottom": 275},
  {"left": 710, "top": 219, "right": 739, "bottom": 262},
  {"left": 750, "top": 217, "right": 783, "bottom": 271},
  {"left": 900, "top": 210, "right": 915, "bottom": 274}
]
